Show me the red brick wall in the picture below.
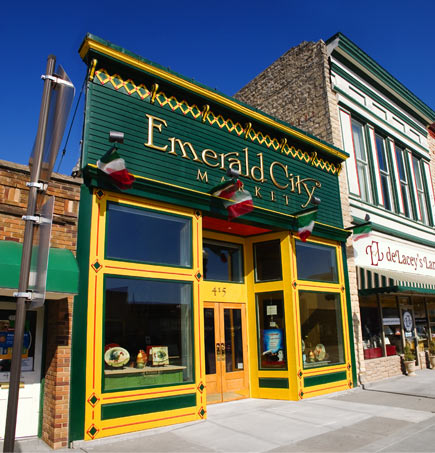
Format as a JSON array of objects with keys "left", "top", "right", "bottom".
[{"left": 0, "top": 160, "right": 81, "bottom": 448}]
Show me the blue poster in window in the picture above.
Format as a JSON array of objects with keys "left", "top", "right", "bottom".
[{"left": 263, "top": 329, "right": 283, "bottom": 354}]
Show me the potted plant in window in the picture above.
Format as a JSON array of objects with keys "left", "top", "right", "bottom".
[
  {"left": 428, "top": 340, "right": 435, "bottom": 369},
  {"left": 403, "top": 341, "right": 416, "bottom": 376}
]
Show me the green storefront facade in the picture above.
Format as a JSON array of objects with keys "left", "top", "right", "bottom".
[{"left": 70, "top": 34, "right": 356, "bottom": 443}]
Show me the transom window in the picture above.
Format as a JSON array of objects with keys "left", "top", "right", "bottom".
[{"left": 106, "top": 202, "right": 192, "bottom": 267}]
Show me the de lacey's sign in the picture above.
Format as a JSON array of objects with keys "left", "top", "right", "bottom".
[{"left": 353, "top": 232, "right": 435, "bottom": 284}]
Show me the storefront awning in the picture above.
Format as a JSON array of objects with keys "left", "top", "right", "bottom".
[
  {"left": 357, "top": 267, "right": 435, "bottom": 295},
  {"left": 0, "top": 240, "right": 79, "bottom": 299}
]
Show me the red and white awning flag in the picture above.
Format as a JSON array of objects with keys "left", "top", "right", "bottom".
[
  {"left": 210, "top": 178, "right": 254, "bottom": 220},
  {"left": 97, "top": 147, "right": 135, "bottom": 190}
]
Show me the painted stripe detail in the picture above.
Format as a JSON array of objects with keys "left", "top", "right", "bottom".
[
  {"left": 259, "top": 378, "right": 289, "bottom": 389},
  {"left": 101, "top": 393, "right": 196, "bottom": 420},
  {"left": 303, "top": 371, "right": 347, "bottom": 387}
]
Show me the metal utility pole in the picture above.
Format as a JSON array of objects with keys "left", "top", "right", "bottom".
[{"left": 3, "top": 55, "right": 56, "bottom": 453}]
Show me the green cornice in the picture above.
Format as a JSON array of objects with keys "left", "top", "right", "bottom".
[
  {"left": 79, "top": 33, "right": 348, "bottom": 162},
  {"left": 352, "top": 215, "right": 435, "bottom": 248},
  {"left": 327, "top": 33, "right": 435, "bottom": 125},
  {"left": 332, "top": 63, "right": 428, "bottom": 138}
]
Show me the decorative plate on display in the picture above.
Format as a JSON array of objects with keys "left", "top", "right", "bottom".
[
  {"left": 314, "top": 344, "right": 326, "bottom": 361},
  {"left": 104, "top": 347, "right": 130, "bottom": 367}
]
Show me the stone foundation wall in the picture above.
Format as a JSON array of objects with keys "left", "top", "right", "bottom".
[{"left": 362, "top": 355, "right": 403, "bottom": 383}]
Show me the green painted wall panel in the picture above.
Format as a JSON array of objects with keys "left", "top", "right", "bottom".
[
  {"left": 259, "top": 378, "right": 289, "bottom": 389},
  {"left": 303, "top": 371, "right": 347, "bottom": 387},
  {"left": 101, "top": 394, "right": 196, "bottom": 420},
  {"left": 83, "top": 80, "right": 344, "bottom": 229}
]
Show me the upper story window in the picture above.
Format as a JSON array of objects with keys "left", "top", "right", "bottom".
[
  {"left": 412, "top": 156, "right": 429, "bottom": 225},
  {"left": 374, "top": 133, "right": 394, "bottom": 212},
  {"left": 351, "top": 119, "right": 372, "bottom": 203},
  {"left": 395, "top": 145, "right": 412, "bottom": 219}
]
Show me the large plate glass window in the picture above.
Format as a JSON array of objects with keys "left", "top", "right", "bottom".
[
  {"left": 360, "top": 295, "right": 383, "bottom": 359},
  {"left": 395, "top": 145, "right": 412, "bottom": 219},
  {"left": 411, "top": 157, "right": 429, "bottom": 225},
  {"left": 295, "top": 241, "right": 338, "bottom": 283},
  {"left": 375, "top": 134, "right": 394, "bottom": 212},
  {"left": 105, "top": 202, "right": 192, "bottom": 267},
  {"left": 351, "top": 119, "right": 372, "bottom": 203},
  {"left": 254, "top": 240, "right": 282, "bottom": 282},
  {"left": 382, "top": 296, "right": 403, "bottom": 355},
  {"left": 103, "top": 276, "right": 193, "bottom": 392},
  {"left": 256, "top": 292, "right": 286, "bottom": 369},
  {"left": 299, "top": 291, "right": 344, "bottom": 368},
  {"left": 203, "top": 239, "right": 243, "bottom": 282}
]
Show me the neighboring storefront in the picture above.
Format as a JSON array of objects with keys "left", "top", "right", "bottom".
[
  {"left": 70, "top": 34, "right": 356, "bottom": 443},
  {"left": 0, "top": 160, "right": 80, "bottom": 449},
  {"left": 235, "top": 33, "right": 435, "bottom": 383}
]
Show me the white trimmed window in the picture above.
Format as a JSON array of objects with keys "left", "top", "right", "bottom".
[
  {"left": 395, "top": 146, "right": 412, "bottom": 219},
  {"left": 351, "top": 119, "right": 372, "bottom": 203},
  {"left": 374, "top": 133, "right": 394, "bottom": 212},
  {"left": 411, "top": 156, "right": 429, "bottom": 224}
]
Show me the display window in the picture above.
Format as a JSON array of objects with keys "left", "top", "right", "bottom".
[
  {"left": 256, "top": 291, "right": 287, "bottom": 370},
  {"left": 103, "top": 276, "right": 193, "bottom": 392},
  {"left": 413, "top": 299, "right": 429, "bottom": 351},
  {"left": 360, "top": 295, "right": 383, "bottom": 359},
  {"left": 382, "top": 296, "right": 403, "bottom": 355},
  {"left": 299, "top": 291, "right": 344, "bottom": 368}
]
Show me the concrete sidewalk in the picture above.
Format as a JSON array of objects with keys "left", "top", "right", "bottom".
[{"left": 3, "top": 369, "right": 435, "bottom": 452}]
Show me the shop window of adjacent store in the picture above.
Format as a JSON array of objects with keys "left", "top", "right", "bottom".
[
  {"left": 351, "top": 119, "right": 372, "bottom": 203},
  {"left": 103, "top": 276, "right": 193, "bottom": 392},
  {"left": 382, "top": 296, "right": 403, "bottom": 355},
  {"left": 395, "top": 145, "right": 412, "bottom": 219},
  {"left": 299, "top": 291, "right": 344, "bottom": 368},
  {"left": 256, "top": 291, "right": 286, "bottom": 370},
  {"left": 360, "top": 295, "right": 383, "bottom": 359},
  {"left": 375, "top": 133, "right": 394, "bottom": 212},
  {"left": 295, "top": 241, "right": 338, "bottom": 283},
  {"left": 254, "top": 240, "right": 282, "bottom": 282},
  {"left": 203, "top": 239, "right": 243, "bottom": 282},
  {"left": 0, "top": 310, "right": 36, "bottom": 372},
  {"left": 428, "top": 302, "right": 435, "bottom": 340},
  {"left": 411, "top": 156, "right": 430, "bottom": 225},
  {"left": 105, "top": 202, "right": 192, "bottom": 267},
  {"left": 414, "top": 300, "right": 429, "bottom": 351}
]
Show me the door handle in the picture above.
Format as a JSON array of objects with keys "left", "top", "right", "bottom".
[
  {"left": 216, "top": 343, "right": 221, "bottom": 360},
  {"left": 221, "top": 343, "right": 225, "bottom": 360}
]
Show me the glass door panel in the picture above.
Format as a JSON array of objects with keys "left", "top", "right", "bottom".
[{"left": 204, "top": 303, "right": 248, "bottom": 404}]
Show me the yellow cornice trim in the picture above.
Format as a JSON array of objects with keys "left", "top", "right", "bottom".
[
  {"left": 81, "top": 38, "right": 348, "bottom": 161},
  {"left": 87, "top": 164, "right": 348, "bottom": 234}
]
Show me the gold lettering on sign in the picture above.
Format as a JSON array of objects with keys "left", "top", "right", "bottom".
[
  {"left": 250, "top": 153, "right": 265, "bottom": 182},
  {"left": 145, "top": 114, "right": 168, "bottom": 152},
  {"left": 202, "top": 149, "right": 220, "bottom": 168},
  {"left": 197, "top": 169, "right": 208, "bottom": 182},
  {"left": 143, "top": 115, "right": 322, "bottom": 209}
]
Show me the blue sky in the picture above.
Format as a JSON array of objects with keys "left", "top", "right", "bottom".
[{"left": 2, "top": 0, "right": 434, "bottom": 175}]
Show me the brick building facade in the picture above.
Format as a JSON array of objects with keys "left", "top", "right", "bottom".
[
  {"left": 0, "top": 159, "right": 81, "bottom": 448},
  {"left": 235, "top": 33, "right": 435, "bottom": 383}
]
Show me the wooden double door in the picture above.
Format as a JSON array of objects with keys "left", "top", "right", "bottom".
[{"left": 204, "top": 302, "right": 249, "bottom": 404}]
